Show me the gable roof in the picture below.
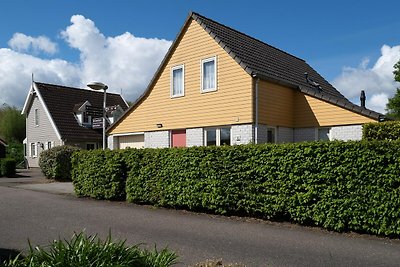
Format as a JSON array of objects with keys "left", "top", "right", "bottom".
[
  {"left": 24, "top": 82, "right": 128, "bottom": 142},
  {"left": 109, "top": 12, "right": 382, "bottom": 132},
  {"left": 190, "top": 12, "right": 383, "bottom": 120}
]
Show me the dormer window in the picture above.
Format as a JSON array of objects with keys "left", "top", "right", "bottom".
[
  {"left": 73, "top": 101, "right": 93, "bottom": 127},
  {"left": 83, "top": 111, "right": 89, "bottom": 124}
]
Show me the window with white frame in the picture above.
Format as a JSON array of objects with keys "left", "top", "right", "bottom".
[
  {"left": 171, "top": 65, "right": 184, "bottom": 97},
  {"left": 30, "top": 143, "right": 37, "bottom": 158},
  {"left": 34, "top": 108, "right": 39, "bottom": 126},
  {"left": 204, "top": 127, "right": 231, "bottom": 146},
  {"left": 201, "top": 56, "right": 217, "bottom": 92},
  {"left": 318, "top": 128, "right": 331, "bottom": 141}
]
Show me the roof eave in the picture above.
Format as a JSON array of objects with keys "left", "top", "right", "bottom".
[{"left": 299, "top": 85, "right": 383, "bottom": 121}]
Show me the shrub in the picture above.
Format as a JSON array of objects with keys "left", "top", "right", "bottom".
[
  {"left": 5, "top": 142, "right": 24, "bottom": 168},
  {"left": 39, "top": 145, "right": 81, "bottom": 181},
  {"left": 0, "top": 158, "right": 16, "bottom": 177},
  {"left": 71, "top": 149, "right": 126, "bottom": 200},
  {"left": 125, "top": 141, "right": 400, "bottom": 236},
  {"left": 71, "top": 141, "right": 400, "bottom": 237},
  {"left": 2, "top": 232, "right": 178, "bottom": 267},
  {"left": 363, "top": 121, "right": 400, "bottom": 140}
]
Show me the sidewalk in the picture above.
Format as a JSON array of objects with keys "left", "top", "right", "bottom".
[{"left": 0, "top": 168, "right": 74, "bottom": 195}]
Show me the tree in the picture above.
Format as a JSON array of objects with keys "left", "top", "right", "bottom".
[
  {"left": 386, "top": 60, "right": 400, "bottom": 120},
  {"left": 0, "top": 104, "right": 26, "bottom": 143},
  {"left": 394, "top": 60, "right": 400, "bottom": 82}
]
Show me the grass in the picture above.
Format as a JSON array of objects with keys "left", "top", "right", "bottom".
[{"left": 2, "top": 232, "right": 178, "bottom": 267}]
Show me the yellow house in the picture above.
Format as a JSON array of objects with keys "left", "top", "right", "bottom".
[{"left": 107, "top": 12, "right": 383, "bottom": 149}]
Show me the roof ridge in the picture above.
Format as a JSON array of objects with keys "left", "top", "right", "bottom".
[
  {"left": 191, "top": 12, "right": 305, "bottom": 63},
  {"left": 34, "top": 82, "right": 122, "bottom": 96}
]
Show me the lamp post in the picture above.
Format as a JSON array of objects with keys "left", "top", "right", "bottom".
[{"left": 87, "top": 82, "right": 108, "bottom": 150}]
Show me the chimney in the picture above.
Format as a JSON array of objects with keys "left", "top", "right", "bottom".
[{"left": 360, "top": 90, "right": 366, "bottom": 108}]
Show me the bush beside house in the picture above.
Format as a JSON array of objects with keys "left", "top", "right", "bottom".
[
  {"left": 71, "top": 141, "right": 400, "bottom": 236},
  {"left": 71, "top": 150, "right": 126, "bottom": 200},
  {"left": 39, "top": 145, "right": 81, "bottom": 181},
  {"left": 0, "top": 158, "right": 16, "bottom": 177}
]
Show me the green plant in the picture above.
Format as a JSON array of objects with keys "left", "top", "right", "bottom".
[
  {"left": 71, "top": 149, "right": 127, "bottom": 200},
  {"left": 0, "top": 158, "right": 16, "bottom": 177},
  {"left": 6, "top": 142, "right": 24, "bottom": 168},
  {"left": 363, "top": 121, "right": 400, "bottom": 140},
  {"left": 39, "top": 145, "right": 81, "bottom": 181},
  {"left": 71, "top": 141, "right": 400, "bottom": 237},
  {"left": 2, "top": 232, "right": 178, "bottom": 267}
]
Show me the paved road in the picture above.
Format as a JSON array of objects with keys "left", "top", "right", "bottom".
[{"left": 1, "top": 175, "right": 400, "bottom": 266}]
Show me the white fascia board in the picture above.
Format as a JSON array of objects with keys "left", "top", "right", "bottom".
[
  {"left": 33, "top": 82, "right": 63, "bottom": 142},
  {"left": 21, "top": 85, "right": 35, "bottom": 115},
  {"left": 111, "top": 132, "right": 145, "bottom": 137}
]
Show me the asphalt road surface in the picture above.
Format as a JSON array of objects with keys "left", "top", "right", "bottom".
[{"left": 1, "top": 183, "right": 400, "bottom": 266}]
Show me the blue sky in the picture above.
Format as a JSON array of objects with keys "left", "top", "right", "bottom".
[{"left": 1, "top": 0, "right": 399, "bottom": 112}]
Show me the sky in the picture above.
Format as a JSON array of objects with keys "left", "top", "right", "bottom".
[{"left": 0, "top": 0, "right": 399, "bottom": 113}]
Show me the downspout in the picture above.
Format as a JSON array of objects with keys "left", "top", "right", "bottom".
[{"left": 253, "top": 74, "right": 260, "bottom": 144}]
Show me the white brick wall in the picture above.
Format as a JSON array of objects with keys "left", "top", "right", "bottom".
[
  {"left": 145, "top": 131, "right": 170, "bottom": 148},
  {"left": 231, "top": 124, "right": 253, "bottom": 145},
  {"left": 330, "top": 125, "right": 362, "bottom": 141},
  {"left": 107, "top": 135, "right": 116, "bottom": 149},
  {"left": 294, "top": 127, "right": 316, "bottom": 142},
  {"left": 277, "top": 127, "right": 293, "bottom": 143},
  {"left": 187, "top": 128, "right": 204, "bottom": 147}
]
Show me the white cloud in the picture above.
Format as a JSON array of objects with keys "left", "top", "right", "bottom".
[
  {"left": 0, "top": 15, "right": 172, "bottom": 108},
  {"left": 60, "top": 14, "right": 172, "bottom": 101},
  {"left": 8, "top": 33, "right": 58, "bottom": 54},
  {"left": 332, "top": 45, "right": 400, "bottom": 113}
]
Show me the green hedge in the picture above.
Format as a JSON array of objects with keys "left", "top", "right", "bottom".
[
  {"left": 71, "top": 141, "right": 400, "bottom": 236},
  {"left": 39, "top": 145, "right": 81, "bottom": 181},
  {"left": 71, "top": 150, "right": 127, "bottom": 200},
  {"left": 0, "top": 158, "right": 16, "bottom": 177},
  {"left": 363, "top": 121, "right": 400, "bottom": 140}
]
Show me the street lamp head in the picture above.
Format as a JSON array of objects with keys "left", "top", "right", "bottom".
[{"left": 87, "top": 81, "right": 108, "bottom": 91}]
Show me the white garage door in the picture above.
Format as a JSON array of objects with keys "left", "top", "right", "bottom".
[{"left": 118, "top": 135, "right": 144, "bottom": 149}]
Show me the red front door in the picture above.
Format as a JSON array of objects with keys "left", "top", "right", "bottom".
[{"left": 171, "top": 129, "right": 186, "bottom": 147}]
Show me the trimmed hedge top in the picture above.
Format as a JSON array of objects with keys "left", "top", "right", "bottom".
[{"left": 363, "top": 121, "right": 400, "bottom": 140}]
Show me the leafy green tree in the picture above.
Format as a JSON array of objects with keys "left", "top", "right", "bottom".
[
  {"left": 386, "top": 60, "right": 400, "bottom": 119},
  {"left": 0, "top": 104, "right": 26, "bottom": 143},
  {"left": 394, "top": 60, "right": 400, "bottom": 82}
]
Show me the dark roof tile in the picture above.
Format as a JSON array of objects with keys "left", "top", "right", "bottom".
[
  {"left": 35, "top": 82, "right": 128, "bottom": 141},
  {"left": 191, "top": 12, "right": 383, "bottom": 120}
]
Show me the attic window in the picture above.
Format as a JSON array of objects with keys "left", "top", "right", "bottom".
[
  {"left": 201, "top": 56, "right": 217, "bottom": 93},
  {"left": 34, "top": 108, "right": 39, "bottom": 126},
  {"left": 83, "top": 111, "right": 89, "bottom": 124}
]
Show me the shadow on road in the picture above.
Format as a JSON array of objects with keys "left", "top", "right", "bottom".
[{"left": 0, "top": 248, "right": 22, "bottom": 263}]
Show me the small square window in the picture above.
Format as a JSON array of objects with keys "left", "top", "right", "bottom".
[
  {"left": 171, "top": 65, "right": 184, "bottom": 97},
  {"left": 201, "top": 57, "right": 217, "bottom": 92}
]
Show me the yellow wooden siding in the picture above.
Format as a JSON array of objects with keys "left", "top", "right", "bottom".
[
  {"left": 110, "top": 19, "right": 253, "bottom": 134},
  {"left": 258, "top": 81, "right": 294, "bottom": 127},
  {"left": 294, "top": 93, "right": 376, "bottom": 127}
]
